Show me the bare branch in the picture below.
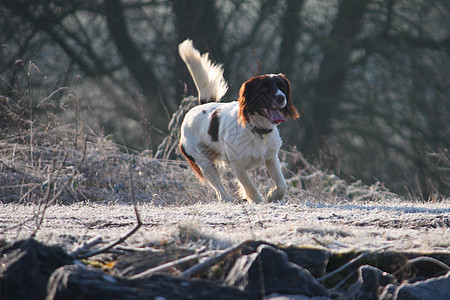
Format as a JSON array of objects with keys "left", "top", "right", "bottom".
[
  {"left": 128, "top": 250, "right": 216, "bottom": 279},
  {"left": 181, "top": 242, "right": 245, "bottom": 278},
  {"left": 408, "top": 256, "right": 450, "bottom": 271},
  {"left": 317, "top": 245, "right": 391, "bottom": 282},
  {"left": 74, "top": 161, "right": 142, "bottom": 259}
]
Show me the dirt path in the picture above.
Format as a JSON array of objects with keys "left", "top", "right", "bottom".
[{"left": 1, "top": 200, "right": 449, "bottom": 252}]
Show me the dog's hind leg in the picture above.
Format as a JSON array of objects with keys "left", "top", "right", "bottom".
[{"left": 199, "top": 160, "right": 233, "bottom": 203}]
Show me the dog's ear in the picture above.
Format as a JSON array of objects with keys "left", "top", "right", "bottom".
[
  {"left": 277, "top": 73, "right": 300, "bottom": 120},
  {"left": 238, "top": 77, "right": 256, "bottom": 126}
]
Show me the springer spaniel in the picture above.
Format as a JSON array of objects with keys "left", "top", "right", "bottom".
[{"left": 178, "top": 40, "right": 299, "bottom": 203}]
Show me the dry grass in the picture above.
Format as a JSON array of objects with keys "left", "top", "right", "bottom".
[
  {"left": 0, "top": 120, "right": 400, "bottom": 208},
  {"left": 2, "top": 90, "right": 449, "bottom": 253},
  {"left": 0, "top": 92, "right": 404, "bottom": 207}
]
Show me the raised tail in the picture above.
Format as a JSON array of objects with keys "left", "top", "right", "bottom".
[{"left": 178, "top": 39, "right": 228, "bottom": 104}]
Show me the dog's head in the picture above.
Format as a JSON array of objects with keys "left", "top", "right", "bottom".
[{"left": 238, "top": 73, "right": 299, "bottom": 126}]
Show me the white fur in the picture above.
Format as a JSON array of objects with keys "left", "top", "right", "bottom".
[
  {"left": 179, "top": 40, "right": 287, "bottom": 203},
  {"left": 178, "top": 40, "right": 228, "bottom": 102}
]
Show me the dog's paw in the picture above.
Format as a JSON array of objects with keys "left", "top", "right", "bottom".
[
  {"left": 267, "top": 187, "right": 286, "bottom": 202},
  {"left": 239, "top": 186, "right": 263, "bottom": 204},
  {"left": 242, "top": 194, "right": 264, "bottom": 204},
  {"left": 216, "top": 193, "right": 234, "bottom": 203}
]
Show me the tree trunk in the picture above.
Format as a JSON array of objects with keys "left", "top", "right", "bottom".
[
  {"left": 278, "top": 0, "right": 304, "bottom": 76},
  {"left": 104, "top": 0, "right": 162, "bottom": 112},
  {"left": 304, "top": 0, "right": 370, "bottom": 153},
  {"left": 172, "top": 0, "right": 222, "bottom": 100}
]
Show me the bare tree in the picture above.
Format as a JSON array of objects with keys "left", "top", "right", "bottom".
[{"left": 1, "top": 0, "right": 448, "bottom": 198}]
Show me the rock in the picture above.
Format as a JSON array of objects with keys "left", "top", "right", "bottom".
[
  {"left": 225, "top": 244, "right": 330, "bottom": 297},
  {"left": 379, "top": 284, "right": 398, "bottom": 300},
  {"left": 282, "top": 246, "right": 330, "bottom": 278},
  {"left": 266, "top": 293, "right": 331, "bottom": 299},
  {"left": 393, "top": 271, "right": 450, "bottom": 300},
  {"left": 242, "top": 241, "right": 330, "bottom": 278},
  {"left": 46, "top": 264, "right": 255, "bottom": 300},
  {"left": 0, "top": 238, "right": 73, "bottom": 300},
  {"left": 347, "top": 265, "right": 397, "bottom": 300}
]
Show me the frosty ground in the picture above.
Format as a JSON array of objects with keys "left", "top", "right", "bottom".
[
  {"left": 1, "top": 124, "right": 448, "bottom": 254},
  {"left": 2, "top": 199, "right": 449, "bottom": 252}
]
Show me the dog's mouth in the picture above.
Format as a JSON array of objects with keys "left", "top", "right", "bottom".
[{"left": 261, "top": 107, "right": 286, "bottom": 124}]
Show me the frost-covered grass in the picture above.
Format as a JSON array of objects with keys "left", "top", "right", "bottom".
[
  {"left": 1, "top": 102, "right": 448, "bottom": 252},
  {"left": 1, "top": 200, "right": 449, "bottom": 252},
  {"left": 0, "top": 119, "right": 406, "bottom": 206}
]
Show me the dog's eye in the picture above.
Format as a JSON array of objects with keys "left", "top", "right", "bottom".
[
  {"left": 274, "top": 77, "right": 287, "bottom": 92},
  {"left": 275, "top": 82, "right": 286, "bottom": 93}
]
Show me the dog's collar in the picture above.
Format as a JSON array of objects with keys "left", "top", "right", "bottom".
[{"left": 250, "top": 125, "right": 273, "bottom": 138}]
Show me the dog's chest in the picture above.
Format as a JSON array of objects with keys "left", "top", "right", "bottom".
[{"left": 221, "top": 129, "right": 281, "bottom": 169}]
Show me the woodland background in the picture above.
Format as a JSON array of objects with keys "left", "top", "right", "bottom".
[{"left": 1, "top": 0, "right": 449, "bottom": 199}]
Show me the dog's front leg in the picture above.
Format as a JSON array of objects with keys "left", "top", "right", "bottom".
[
  {"left": 265, "top": 156, "right": 288, "bottom": 202},
  {"left": 232, "top": 165, "right": 264, "bottom": 203}
]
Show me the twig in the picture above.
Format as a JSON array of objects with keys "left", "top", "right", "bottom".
[
  {"left": 128, "top": 250, "right": 217, "bottom": 280},
  {"left": 31, "top": 138, "right": 87, "bottom": 237},
  {"left": 0, "top": 160, "right": 20, "bottom": 173},
  {"left": 37, "top": 87, "right": 71, "bottom": 108},
  {"left": 330, "top": 270, "right": 357, "bottom": 291},
  {"left": 181, "top": 242, "right": 245, "bottom": 278},
  {"left": 74, "top": 162, "right": 142, "bottom": 259},
  {"left": 114, "top": 245, "right": 163, "bottom": 253},
  {"left": 408, "top": 256, "right": 450, "bottom": 271},
  {"left": 31, "top": 153, "right": 67, "bottom": 237},
  {"left": 70, "top": 237, "right": 104, "bottom": 257},
  {"left": 317, "top": 245, "right": 391, "bottom": 282},
  {"left": 318, "top": 252, "right": 367, "bottom": 282}
]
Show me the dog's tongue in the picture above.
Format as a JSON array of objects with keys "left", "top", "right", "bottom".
[{"left": 268, "top": 108, "right": 286, "bottom": 123}]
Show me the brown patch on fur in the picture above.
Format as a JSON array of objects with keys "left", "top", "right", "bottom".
[
  {"left": 179, "top": 143, "right": 203, "bottom": 179},
  {"left": 238, "top": 77, "right": 254, "bottom": 126},
  {"left": 199, "top": 143, "right": 221, "bottom": 161},
  {"left": 208, "top": 109, "right": 220, "bottom": 142}
]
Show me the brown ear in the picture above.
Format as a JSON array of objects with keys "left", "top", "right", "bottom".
[
  {"left": 238, "top": 78, "right": 255, "bottom": 126},
  {"left": 278, "top": 73, "right": 300, "bottom": 120}
]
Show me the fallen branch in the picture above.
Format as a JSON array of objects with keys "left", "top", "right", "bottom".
[
  {"left": 181, "top": 242, "right": 245, "bottom": 278},
  {"left": 408, "top": 256, "right": 450, "bottom": 271},
  {"left": 317, "top": 245, "right": 391, "bottom": 282},
  {"left": 318, "top": 252, "right": 366, "bottom": 282},
  {"left": 128, "top": 250, "right": 217, "bottom": 280},
  {"left": 71, "top": 237, "right": 104, "bottom": 257}
]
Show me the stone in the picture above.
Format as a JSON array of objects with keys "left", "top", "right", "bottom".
[
  {"left": 281, "top": 246, "right": 330, "bottom": 278},
  {"left": 242, "top": 241, "right": 330, "bottom": 278},
  {"left": 394, "top": 271, "right": 450, "bottom": 300},
  {"left": 0, "top": 238, "right": 73, "bottom": 300},
  {"left": 379, "top": 284, "right": 398, "bottom": 300},
  {"left": 347, "top": 265, "right": 397, "bottom": 300},
  {"left": 47, "top": 264, "right": 255, "bottom": 300},
  {"left": 225, "top": 244, "right": 329, "bottom": 297},
  {"left": 267, "top": 293, "right": 331, "bottom": 299}
]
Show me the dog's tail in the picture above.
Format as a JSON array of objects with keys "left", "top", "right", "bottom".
[{"left": 178, "top": 39, "right": 228, "bottom": 104}]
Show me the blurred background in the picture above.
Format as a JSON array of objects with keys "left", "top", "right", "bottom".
[{"left": 1, "top": 0, "right": 448, "bottom": 199}]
